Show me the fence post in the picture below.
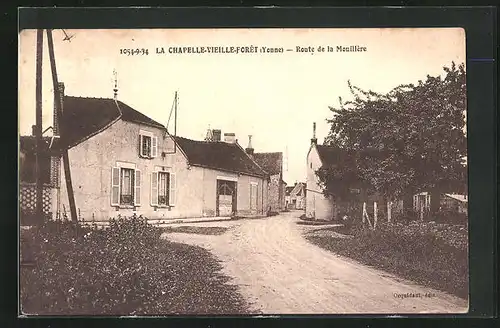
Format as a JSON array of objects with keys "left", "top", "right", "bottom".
[
  {"left": 362, "top": 202, "right": 366, "bottom": 224},
  {"left": 374, "top": 201, "right": 378, "bottom": 229},
  {"left": 387, "top": 201, "right": 392, "bottom": 223}
]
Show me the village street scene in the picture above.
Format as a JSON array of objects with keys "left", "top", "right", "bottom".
[{"left": 19, "top": 28, "right": 468, "bottom": 315}]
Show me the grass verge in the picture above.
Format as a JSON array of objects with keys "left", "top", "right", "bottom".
[
  {"left": 305, "top": 221, "right": 468, "bottom": 299},
  {"left": 162, "top": 226, "right": 229, "bottom": 235},
  {"left": 20, "top": 215, "right": 251, "bottom": 315}
]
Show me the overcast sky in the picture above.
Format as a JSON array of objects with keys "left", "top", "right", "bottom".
[{"left": 19, "top": 28, "right": 465, "bottom": 184}]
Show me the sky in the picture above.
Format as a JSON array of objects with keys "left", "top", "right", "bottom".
[{"left": 19, "top": 28, "right": 465, "bottom": 184}]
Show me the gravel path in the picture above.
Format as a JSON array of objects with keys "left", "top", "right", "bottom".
[{"left": 161, "top": 211, "right": 468, "bottom": 314}]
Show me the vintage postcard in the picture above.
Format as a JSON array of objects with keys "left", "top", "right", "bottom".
[{"left": 19, "top": 28, "right": 468, "bottom": 315}]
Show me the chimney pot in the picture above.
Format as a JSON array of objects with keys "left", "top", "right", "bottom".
[
  {"left": 311, "top": 122, "right": 318, "bottom": 145},
  {"left": 224, "top": 133, "right": 236, "bottom": 144},
  {"left": 32, "top": 125, "right": 36, "bottom": 136},
  {"left": 212, "top": 129, "right": 221, "bottom": 142},
  {"left": 245, "top": 135, "right": 254, "bottom": 156}
]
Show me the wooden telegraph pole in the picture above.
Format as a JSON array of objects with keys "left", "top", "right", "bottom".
[
  {"left": 46, "top": 29, "right": 78, "bottom": 222},
  {"left": 174, "top": 91, "right": 178, "bottom": 136},
  {"left": 35, "top": 29, "right": 44, "bottom": 222}
]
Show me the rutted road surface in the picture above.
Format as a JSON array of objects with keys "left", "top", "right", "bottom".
[{"left": 162, "top": 211, "right": 468, "bottom": 314}]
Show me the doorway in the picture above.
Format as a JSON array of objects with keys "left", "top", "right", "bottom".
[{"left": 216, "top": 180, "right": 237, "bottom": 217}]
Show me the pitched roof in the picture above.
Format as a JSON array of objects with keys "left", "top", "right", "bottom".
[
  {"left": 253, "top": 152, "right": 283, "bottom": 176},
  {"left": 315, "top": 144, "right": 346, "bottom": 166},
  {"left": 445, "top": 194, "right": 468, "bottom": 203},
  {"left": 286, "top": 182, "right": 306, "bottom": 196},
  {"left": 60, "top": 96, "right": 165, "bottom": 148},
  {"left": 173, "top": 136, "right": 268, "bottom": 178}
]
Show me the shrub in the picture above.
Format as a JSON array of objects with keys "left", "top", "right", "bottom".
[{"left": 20, "top": 214, "right": 249, "bottom": 315}]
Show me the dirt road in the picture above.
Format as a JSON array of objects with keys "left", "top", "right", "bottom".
[{"left": 162, "top": 211, "right": 468, "bottom": 314}]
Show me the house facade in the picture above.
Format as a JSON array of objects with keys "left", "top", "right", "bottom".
[
  {"left": 46, "top": 85, "right": 269, "bottom": 221},
  {"left": 285, "top": 182, "right": 306, "bottom": 210},
  {"left": 441, "top": 194, "right": 468, "bottom": 214},
  {"left": 251, "top": 151, "right": 286, "bottom": 213},
  {"left": 306, "top": 139, "right": 336, "bottom": 221}
]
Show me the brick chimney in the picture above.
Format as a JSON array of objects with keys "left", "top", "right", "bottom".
[
  {"left": 224, "top": 133, "right": 236, "bottom": 144},
  {"left": 311, "top": 122, "right": 317, "bottom": 145},
  {"left": 53, "top": 82, "right": 65, "bottom": 136},
  {"left": 212, "top": 129, "right": 221, "bottom": 142},
  {"left": 245, "top": 135, "right": 254, "bottom": 156}
]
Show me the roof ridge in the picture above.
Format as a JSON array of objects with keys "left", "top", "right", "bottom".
[{"left": 234, "top": 141, "right": 269, "bottom": 175}]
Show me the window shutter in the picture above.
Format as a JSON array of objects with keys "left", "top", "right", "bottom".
[
  {"left": 169, "top": 173, "right": 176, "bottom": 206},
  {"left": 134, "top": 169, "right": 141, "bottom": 206},
  {"left": 249, "top": 184, "right": 252, "bottom": 209},
  {"left": 111, "top": 167, "right": 120, "bottom": 206},
  {"left": 152, "top": 136, "right": 158, "bottom": 158},
  {"left": 139, "top": 135, "right": 144, "bottom": 157},
  {"left": 151, "top": 171, "right": 158, "bottom": 206}
]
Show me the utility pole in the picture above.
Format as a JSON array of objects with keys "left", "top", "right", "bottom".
[
  {"left": 35, "top": 29, "right": 44, "bottom": 222},
  {"left": 174, "top": 91, "right": 178, "bottom": 136},
  {"left": 46, "top": 29, "right": 78, "bottom": 222}
]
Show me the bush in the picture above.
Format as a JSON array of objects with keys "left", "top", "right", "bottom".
[{"left": 20, "top": 215, "right": 250, "bottom": 315}]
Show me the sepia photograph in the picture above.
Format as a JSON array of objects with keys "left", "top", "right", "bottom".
[{"left": 19, "top": 27, "right": 468, "bottom": 315}]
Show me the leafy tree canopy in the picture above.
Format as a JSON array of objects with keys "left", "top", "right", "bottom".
[{"left": 318, "top": 62, "right": 467, "bottom": 204}]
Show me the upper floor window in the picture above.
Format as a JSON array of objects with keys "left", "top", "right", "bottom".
[{"left": 139, "top": 130, "right": 158, "bottom": 159}]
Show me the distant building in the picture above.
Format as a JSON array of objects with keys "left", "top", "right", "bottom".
[
  {"left": 441, "top": 194, "right": 468, "bottom": 214},
  {"left": 305, "top": 124, "right": 337, "bottom": 220},
  {"left": 285, "top": 182, "right": 306, "bottom": 210},
  {"left": 251, "top": 150, "right": 286, "bottom": 213},
  {"left": 414, "top": 192, "right": 468, "bottom": 215}
]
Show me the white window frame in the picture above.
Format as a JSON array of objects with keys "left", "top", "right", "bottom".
[
  {"left": 157, "top": 171, "right": 169, "bottom": 206},
  {"left": 139, "top": 130, "right": 158, "bottom": 159},
  {"left": 111, "top": 162, "right": 141, "bottom": 207},
  {"left": 217, "top": 175, "right": 238, "bottom": 182},
  {"left": 151, "top": 168, "right": 176, "bottom": 207}
]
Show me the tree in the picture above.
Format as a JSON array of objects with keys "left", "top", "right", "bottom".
[{"left": 319, "top": 62, "right": 467, "bottom": 213}]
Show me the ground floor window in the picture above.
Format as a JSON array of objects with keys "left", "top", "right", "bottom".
[
  {"left": 120, "top": 168, "right": 134, "bottom": 205},
  {"left": 111, "top": 166, "right": 141, "bottom": 207},
  {"left": 151, "top": 171, "right": 176, "bottom": 207},
  {"left": 158, "top": 172, "right": 169, "bottom": 206}
]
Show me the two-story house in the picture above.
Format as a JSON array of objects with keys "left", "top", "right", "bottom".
[
  {"left": 285, "top": 182, "right": 306, "bottom": 210},
  {"left": 49, "top": 83, "right": 269, "bottom": 221}
]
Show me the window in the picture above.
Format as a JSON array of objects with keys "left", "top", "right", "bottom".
[
  {"left": 141, "top": 136, "right": 151, "bottom": 157},
  {"left": 158, "top": 172, "right": 169, "bottom": 206},
  {"left": 139, "top": 131, "right": 158, "bottom": 158},
  {"left": 111, "top": 166, "right": 141, "bottom": 207},
  {"left": 250, "top": 183, "right": 258, "bottom": 210},
  {"left": 120, "top": 168, "right": 134, "bottom": 205},
  {"left": 151, "top": 170, "right": 176, "bottom": 207}
]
